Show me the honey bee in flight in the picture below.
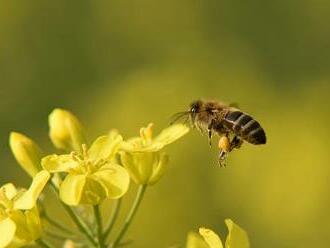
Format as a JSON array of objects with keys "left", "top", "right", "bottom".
[{"left": 171, "top": 100, "right": 266, "bottom": 166}]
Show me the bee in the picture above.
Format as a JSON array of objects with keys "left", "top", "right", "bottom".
[{"left": 171, "top": 100, "right": 266, "bottom": 166}]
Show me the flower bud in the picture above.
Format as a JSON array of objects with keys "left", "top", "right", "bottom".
[
  {"left": 120, "top": 151, "right": 168, "bottom": 185},
  {"left": 9, "top": 132, "right": 42, "bottom": 177},
  {"left": 49, "top": 108, "right": 86, "bottom": 152}
]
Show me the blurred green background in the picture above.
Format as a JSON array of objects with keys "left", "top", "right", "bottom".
[{"left": 1, "top": 0, "right": 330, "bottom": 247}]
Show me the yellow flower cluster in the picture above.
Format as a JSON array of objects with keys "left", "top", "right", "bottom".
[
  {"left": 0, "top": 171, "right": 50, "bottom": 247},
  {"left": 5, "top": 108, "right": 189, "bottom": 247}
]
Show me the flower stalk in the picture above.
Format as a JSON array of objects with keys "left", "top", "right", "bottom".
[
  {"left": 36, "top": 239, "right": 54, "bottom": 248},
  {"left": 110, "top": 184, "right": 147, "bottom": 248},
  {"left": 94, "top": 205, "right": 105, "bottom": 248},
  {"left": 103, "top": 199, "right": 122, "bottom": 242},
  {"left": 61, "top": 202, "right": 98, "bottom": 246},
  {"left": 49, "top": 182, "right": 97, "bottom": 246}
]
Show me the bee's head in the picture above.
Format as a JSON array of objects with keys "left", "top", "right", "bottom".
[{"left": 189, "top": 100, "right": 202, "bottom": 114}]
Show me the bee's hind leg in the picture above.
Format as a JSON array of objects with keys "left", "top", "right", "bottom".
[
  {"left": 230, "top": 136, "right": 243, "bottom": 151},
  {"left": 218, "top": 150, "right": 228, "bottom": 167}
]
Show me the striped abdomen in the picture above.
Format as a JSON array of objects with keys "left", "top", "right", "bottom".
[{"left": 223, "top": 111, "right": 266, "bottom": 145}]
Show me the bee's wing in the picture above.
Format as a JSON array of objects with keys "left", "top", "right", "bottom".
[{"left": 229, "top": 102, "right": 240, "bottom": 108}]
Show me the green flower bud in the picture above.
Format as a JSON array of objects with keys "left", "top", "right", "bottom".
[
  {"left": 9, "top": 132, "right": 42, "bottom": 177},
  {"left": 48, "top": 108, "right": 86, "bottom": 152}
]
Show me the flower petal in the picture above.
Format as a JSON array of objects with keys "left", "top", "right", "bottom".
[
  {"left": 59, "top": 174, "right": 86, "bottom": 206},
  {"left": 0, "top": 218, "right": 16, "bottom": 248},
  {"left": 186, "top": 232, "right": 209, "bottom": 248},
  {"left": 224, "top": 219, "right": 249, "bottom": 248},
  {"left": 90, "top": 164, "right": 130, "bottom": 199},
  {"left": 8, "top": 210, "right": 31, "bottom": 246},
  {"left": 199, "top": 227, "right": 223, "bottom": 248},
  {"left": 120, "top": 152, "right": 158, "bottom": 185},
  {"left": 1, "top": 183, "right": 17, "bottom": 200},
  {"left": 14, "top": 170, "right": 50, "bottom": 210},
  {"left": 120, "top": 138, "right": 164, "bottom": 153},
  {"left": 25, "top": 208, "right": 42, "bottom": 241},
  {"left": 41, "top": 154, "right": 79, "bottom": 173},
  {"left": 79, "top": 178, "right": 107, "bottom": 205},
  {"left": 153, "top": 124, "right": 190, "bottom": 146},
  {"left": 121, "top": 124, "right": 189, "bottom": 153},
  {"left": 88, "top": 131, "right": 123, "bottom": 161},
  {"left": 148, "top": 153, "right": 169, "bottom": 185}
]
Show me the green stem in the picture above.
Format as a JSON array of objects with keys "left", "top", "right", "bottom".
[
  {"left": 61, "top": 203, "right": 98, "bottom": 246},
  {"left": 49, "top": 182, "right": 97, "bottom": 247},
  {"left": 44, "top": 230, "right": 73, "bottom": 241},
  {"left": 42, "top": 211, "right": 75, "bottom": 235},
  {"left": 110, "top": 185, "right": 147, "bottom": 248},
  {"left": 36, "top": 239, "right": 53, "bottom": 248},
  {"left": 94, "top": 205, "right": 104, "bottom": 248},
  {"left": 103, "top": 199, "right": 122, "bottom": 241}
]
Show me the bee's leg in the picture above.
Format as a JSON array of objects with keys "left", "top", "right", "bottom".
[
  {"left": 207, "top": 119, "right": 215, "bottom": 147},
  {"left": 218, "top": 150, "right": 228, "bottom": 167},
  {"left": 217, "top": 132, "right": 230, "bottom": 167},
  {"left": 229, "top": 136, "right": 243, "bottom": 151},
  {"left": 208, "top": 129, "right": 212, "bottom": 147}
]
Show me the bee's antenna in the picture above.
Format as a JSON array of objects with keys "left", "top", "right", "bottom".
[{"left": 169, "top": 111, "right": 190, "bottom": 125}]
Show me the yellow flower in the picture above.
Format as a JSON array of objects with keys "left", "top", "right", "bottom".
[
  {"left": 9, "top": 132, "right": 43, "bottom": 177},
  {"left": 120, "top": 123, "right": 189, "bottom": 185},
  {"left": 186, "top": 219, "right": 249, "bottom": 248},
  {"left": 0, "top": 171, "right": 50, "bottom": 248},
  {"left": 49, "top": 108, "right": 86, "bottom": 152},
  {"left": 42, "top": 131, "right": 130, "bottom": 206},
  {"left": 121, "top": 123, "right": 189, "bottom": 153}
]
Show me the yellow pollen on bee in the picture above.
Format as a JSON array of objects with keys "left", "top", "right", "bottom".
[{"left": 218, "top": 136, "right": 230, "bottom": 152}]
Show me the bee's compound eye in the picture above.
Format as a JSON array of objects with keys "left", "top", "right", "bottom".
[{"left": 218, "top": 136, "right": 230, "bottom": 152}]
